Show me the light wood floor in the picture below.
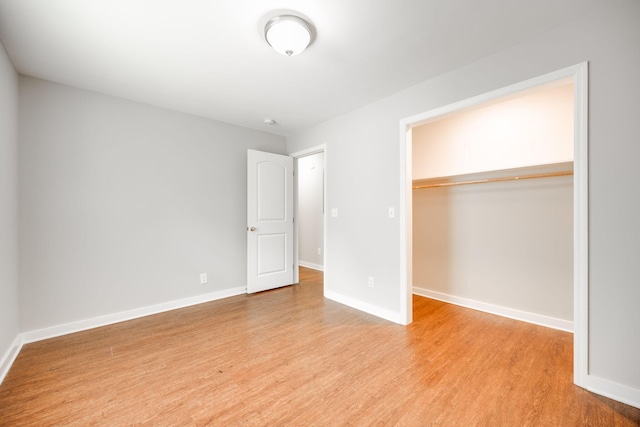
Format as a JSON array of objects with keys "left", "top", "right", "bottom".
[{"left": 1, "top": 267, "right": 639, "bottom": 426}]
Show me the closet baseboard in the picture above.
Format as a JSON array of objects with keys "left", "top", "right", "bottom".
[
  {"left": 413, "top": 287, "right": 573, "bottom": 332},
  {"left": 586, "top": 375, "right": 640, "bottom": 410}
]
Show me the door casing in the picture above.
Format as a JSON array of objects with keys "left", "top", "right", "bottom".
[
  {"left": 398, "top": 62, "right": 589, "bottom": 388},
  {"left": 290, "top": 144, "right": 327, "bottom": 288}
]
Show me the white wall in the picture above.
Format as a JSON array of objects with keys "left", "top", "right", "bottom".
[
  {"left": 297, "top": 153, "right": 324, "bottom": 270},
  {"left": 18, "top": 76, "right": 286, "bottom": 332},
  {"left": 0, "top": 41, "right": 19, "bottom": 374},
  {"left": 287, "top": 0, "right": 640, "bottom": 402},
  {"left": 412, "top": 83, "right": 574, "bottom": 179},
  {"left": 413, "top": 175, "right": 573, "bottom": 322}
]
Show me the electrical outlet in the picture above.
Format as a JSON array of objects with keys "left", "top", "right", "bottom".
[
  {"left": 317, "top": 247, "right": 322, "bottom": 255},
  {"left": 331, "top": 208, "right": 339, "bottom": 218},
  {"left": 368, "top": 277, "right": 374, "bottom": 288},
  {"left": 200, "top": 273, "right": 208, "bottom": 284}
]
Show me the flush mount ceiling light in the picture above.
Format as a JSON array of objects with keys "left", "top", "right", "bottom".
[{"left": 264, "top": 15, "right": 312, "bottom": 56}]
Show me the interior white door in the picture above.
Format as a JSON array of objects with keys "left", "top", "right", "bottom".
[{"left": 247, "top": 149, "right": 294, "bottom": 293}]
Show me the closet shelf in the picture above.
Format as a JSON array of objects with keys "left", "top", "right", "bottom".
[{"left": 412, "top": 162, "right": 573, "bottom": 190}]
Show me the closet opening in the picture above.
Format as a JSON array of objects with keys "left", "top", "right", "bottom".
[
  {"left": 398, "top": 63, "right": 589, "bottom": 387},
  {"left": 412, "top": 81, "right": 574, "bottom": 330}
]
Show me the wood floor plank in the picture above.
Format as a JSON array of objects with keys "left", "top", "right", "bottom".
[{"left": 1, "top": 267, "right": 639, "bottom": 425}]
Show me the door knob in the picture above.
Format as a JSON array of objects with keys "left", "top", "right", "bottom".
[{"left": 249, "top": 226, "right": 256, "bottom": 232}]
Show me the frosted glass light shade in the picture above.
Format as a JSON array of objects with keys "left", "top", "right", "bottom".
[{"left": 265, "top": 15, "right": 311, "bottom": 56}]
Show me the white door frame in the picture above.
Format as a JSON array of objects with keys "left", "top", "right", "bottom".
[
  {"left": 398, "top": 62, "right": 589, "bottom": 388},
  {"left": 290, "top": 144, "right": 327, "bottom": 289}
]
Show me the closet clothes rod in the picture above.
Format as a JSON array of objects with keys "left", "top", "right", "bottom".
[{"left": 413, "top": 170, "right": 573, "bottom": 190}]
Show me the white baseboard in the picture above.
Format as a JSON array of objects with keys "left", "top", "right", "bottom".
[
  {"left": 4, "top": 285, "right": 639, "bottom": 411},
  {"left": 298, "top": 261, "right": 324, "bottom": 271},
  {"left": 324, "top": 290, "right": 403, "bottom": 324},
  {"left": 21, "top": 286, "right": 246, "bottom": 344},
  {"left": 413, "top": 287, "right": 573, "bottom": 332},
  {"left": 587, "top": 375, "right": 640, "bottom": 410},
  {"left": 0, "top": 335, "right": 23, "bottom": 385}
]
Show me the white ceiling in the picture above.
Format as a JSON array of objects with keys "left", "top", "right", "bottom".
[{"left": 0, "top": 0, "right": 605, "bottom": 136}]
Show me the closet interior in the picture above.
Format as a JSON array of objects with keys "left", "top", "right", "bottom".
[{"left": 412, "top": 81, "right": 574, "bottom": 329}]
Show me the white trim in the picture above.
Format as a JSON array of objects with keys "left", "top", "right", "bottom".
[
  {"left": 400, "top": 66, "right": 578, "bottom": 128},
  {"left": 573, "top": 63, "right": 589, "bottom": 388},
  {"left": 325, "top": 290, "right": 403, "bottom": 324},
  {"left": 292, "top": 157, "right": 300, "bottom": 284},
  {"left": 21, "top": 287, "right": 245, "bottom": 344},
  {"left": 400, "top": 62, "right": 589, "bottom": 388},
  {"left": 586, "top": 375, "right": 640, "bottom": 410},
  {"left": 0, "top": 335, "right": 23, "bottom": 385},
  {"left": 289, "top": 145, "right": 325, "bottom": 158},
  {"left": 414, "top": 287, "right": 573, "bottom": 332},
  {"left": 298, "top": 261, "right": 324, "bottom": 272},
  {"left": 398, "top": 126, "right": 413, "bottom": 325}
]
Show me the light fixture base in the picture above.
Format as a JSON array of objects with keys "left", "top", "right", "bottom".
[{"left": 264, "top": 14, "right": 313, "bottom": 57}]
